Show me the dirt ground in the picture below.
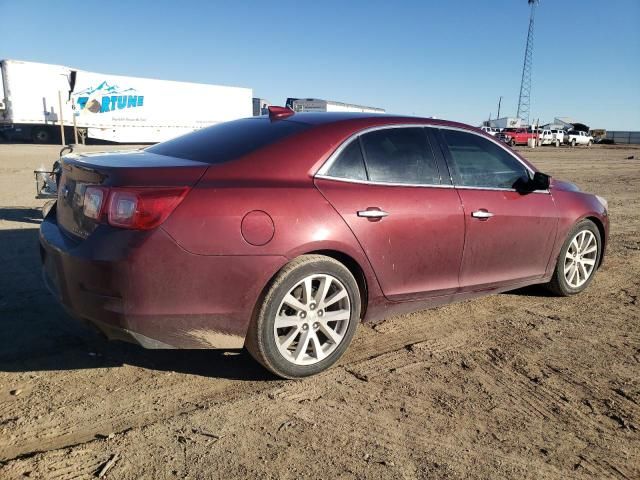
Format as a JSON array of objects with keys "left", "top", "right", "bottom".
[{"left": 0, "top": 142, "right": 638, "bottom": 479}]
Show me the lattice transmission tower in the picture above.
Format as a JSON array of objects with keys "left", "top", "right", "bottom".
[{"left": 516, "top": 0, "right": 539, "bottom": 125}]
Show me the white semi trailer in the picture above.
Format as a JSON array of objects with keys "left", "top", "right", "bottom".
[
  {"left": 0, "top": 59, "right": 252, "bottom": 143},
  {"left": 287, "top": 98, "right": 385, "bottom": 114}
]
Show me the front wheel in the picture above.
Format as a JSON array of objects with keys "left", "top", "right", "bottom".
[
  {"left": 245, "top": 255, "right": 361, "bottom": 379},
  {"left": 571, "top": 139, "right": 577, "bottom": 147},
  {"left": 587, "top": 141, "right": 593, "bottom": 147},
  {"left": 509, "top": 139, "right": 516, "bottom": 147},
  {"left": 545, "top": 220, "right": 602, "bottom": 296}
]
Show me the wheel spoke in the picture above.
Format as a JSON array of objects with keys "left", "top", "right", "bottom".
[
  {"left": 581, "top": 258, "right": 596, "bottom": 266},
  {"left": 294, "top": 329, "right": 311, "bottom": 362},
  {"left": 302, "top": 277, "right": 313, "bottom": 305},
  {"left": 321, "top": 310, "right": 350, "bottom": 323},
  {"left": 283, "top": 294, "right": 306, "bottom": 312},
  {"left": 583, "top": 245, "right": 597, "bottom": 255},
  {"left": 275, "top": 315, "right": 301, "bottom": 329},
  {"left": 571, "top": 238, "right": 579, "bottom": 253},
  {"left": 578, "top": 262, "right": 589, "bottom": 280},
  {"left": 316, "top": 275, "right": 333, "bottom": 307},
  {"left": 324, "top": 289, "right": 348, "bottom": 308},
  {"left": 309, "top": 331, "right": 326, "bottom": 360},
  {"left": 579, "top": 231, "right": 587, "bottom": 251},
  {"left": 280, "top": 326, "right": 301, "bottom": 350},
  {"left": 319, "top": 321, "right": 342, "bottom": 344},
  {"left": 569, "top": 265, "right": 578, "bottom": 286}
]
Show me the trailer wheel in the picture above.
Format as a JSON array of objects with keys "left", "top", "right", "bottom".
[{"left": 32, "top": 127, "right": 52, "bottom": 144}]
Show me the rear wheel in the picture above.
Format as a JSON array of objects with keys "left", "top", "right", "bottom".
[
  {"left": 587, "top": 140, "right": 593, "bottom": 147},
  {"left": 571, "top": 139, "right": 576, "bottom": 147},
  {"left": 32, "top": 126, "right": 52, "bottom": 144},
  {"left": 555, "top": 139, "right": 560, "bottom": 147},
  {"left": 245, "top": 255, "right": 361, "bottom": 379},
  {"left": 545, "top": 220, "right": 601, "bottom": 296}
]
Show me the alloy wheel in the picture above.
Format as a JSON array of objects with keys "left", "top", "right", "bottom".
[
  {"left": 563, "top": 230, "right": 598, "bottom": 288},
  {"left": 274, "top": 274, "right": 351, "bottom": 366}
]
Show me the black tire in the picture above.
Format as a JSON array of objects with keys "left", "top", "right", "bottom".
[
  {"left": 32, "top": 126, "right": 52, "bottom": 144},
  {"left": 587, "top": 141, "right": 593, "bottom": 147},
  {"left": 509, "top": 139, "right": 516, "bottom": 147},
  {"left": 555, "top": 140, "right": 560, "bottom": 148},
  {"left": 245, "top": 255, "right": 361, "bottom": 379},
  {"left": 571, "top": 139, "right": 576, "bottom": 147},
  {"left": 545, "top": 219, "right": 602, "bottom": 296}
]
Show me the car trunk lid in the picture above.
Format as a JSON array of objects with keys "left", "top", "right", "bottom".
[{"left": 56, "top": 149, "right": 208, "bottom": 239}]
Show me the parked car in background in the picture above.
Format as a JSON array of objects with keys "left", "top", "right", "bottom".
[
  {"left": 480, "top": 126, "right": 499, "bottom": 136},
  {"left": 39, "top": 109, "right": 609, "bottom": 379},
  {"left": 540, "top": 129, "right": 565, "bottom": 147},
  {"left": 497, "top": 128, "right": 539, "bottom": 146},
  {"left": 565, "top": 130, "right": 594, "bottom": 147}
]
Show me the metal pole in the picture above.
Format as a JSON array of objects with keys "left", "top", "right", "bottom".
[
  {"left": 72, "top": 99, "right": 79, "bottom": 145},
  {"left": 57, "top": 90, "right": 66, "bottom": 146},
  {"left": 497, "top": 96, "right": 502, "bottom": 119}
]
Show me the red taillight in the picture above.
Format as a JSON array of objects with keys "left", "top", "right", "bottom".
[
  {"left": 82, "top": 186, "right": 190, "bottom": 230},
  {"left": 107, "top": 187, "right": 190, "bottom": 230}
]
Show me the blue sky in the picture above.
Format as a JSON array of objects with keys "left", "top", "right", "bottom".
[{"left": 2, "top": 0, "right": 639, "bottom": 129}]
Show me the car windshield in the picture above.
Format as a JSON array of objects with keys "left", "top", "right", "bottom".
[{"left": 147, "top": 118, "right": 312, "bottom": 164}]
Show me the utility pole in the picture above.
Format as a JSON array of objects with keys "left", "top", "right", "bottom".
[
  {"left": 497, "top": 96, "right": 502, "bottom": 119},
  {"left": 516, "top": 0, "right": 539, "bottom": 125}
]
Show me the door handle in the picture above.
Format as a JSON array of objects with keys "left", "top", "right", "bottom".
[
  {"left": 357, "top": 208, "right": 389, "bottom": 220},
  {"left": 471, "top": 210, "right": 494, "bottom": 219}
]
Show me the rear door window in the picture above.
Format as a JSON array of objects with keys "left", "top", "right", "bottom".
[
  {"left": 441, "top": 129, "right": 530, "bottom": 189},
  {"left": 359, "top": 128, "right": 441, "bottom": 185},
  {"left": 326, "top": 140, "right": 368, "bottom": 181}
]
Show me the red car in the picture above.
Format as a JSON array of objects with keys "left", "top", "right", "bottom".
[
  {"left": 40, "top": 108, "right": 609, "bottom": 378},
  {"left": 497, "top": 128, "right": 539, "bottom": 147}
]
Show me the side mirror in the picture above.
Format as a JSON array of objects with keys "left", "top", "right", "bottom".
[
  {"left": 531, "top": 171, "right": 550, "bottom": 191},
  {"left": 514, "top": 171, "right": 550, "bottom": 192}
]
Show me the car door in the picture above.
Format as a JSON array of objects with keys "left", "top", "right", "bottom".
[
  {"left": 315, "top": 126, "right": 465, "bottom": 301},
  {"left": 437, "top": 127, "right": 558, "bottom": 290}
]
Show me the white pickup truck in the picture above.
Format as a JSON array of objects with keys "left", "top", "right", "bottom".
[
  {"left": 480, "top": 126, "right": 500, "bottom": 136},
  {"left": 565, "top": 130, "right": 594, "bottom": 147},
  {"left": 540, "top": 129, "right": 565, "bottom": 147}
]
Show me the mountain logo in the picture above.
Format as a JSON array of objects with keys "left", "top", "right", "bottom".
[{"left": 74, "top": 81, "right": 144, "bottom": 114}]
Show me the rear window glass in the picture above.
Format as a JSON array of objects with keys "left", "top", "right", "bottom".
[{"left": 147, "top": 118, "right": 311, "bottom": 164}]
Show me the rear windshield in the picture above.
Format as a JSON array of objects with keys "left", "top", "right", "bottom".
[{"left": 147, "top": 118, "right": 311, "bottom": 164}]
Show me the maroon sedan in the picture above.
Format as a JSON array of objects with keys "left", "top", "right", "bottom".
[{"left": 40, "top": 108, "right": 609, "bottom": 378}]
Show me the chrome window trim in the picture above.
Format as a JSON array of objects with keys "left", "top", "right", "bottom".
[
  {"left": 314, "top": 123, "right": 549, "bottom": 193},
  {"left": 314, "top": 174, "right": 454, "bottom": 189},
  {"left": 315, "top": 174, "right": 549, "bottom": 194}
]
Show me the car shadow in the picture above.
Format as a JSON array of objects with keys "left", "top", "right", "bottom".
[
  {"left": 0, "top": 207, "right": 44, "bottom": 225},
  {"left": 504, "top": 284, "right": 556, "bottom": 297},
  {"left": 0, "top": 222, "right": 275, "bottom": 381}
]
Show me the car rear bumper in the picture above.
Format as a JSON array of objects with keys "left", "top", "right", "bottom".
[{"left": 39, "top": 209, "right": 287, "bottom": 349}]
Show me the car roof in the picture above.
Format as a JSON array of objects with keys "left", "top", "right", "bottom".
[
  {"left": 276, "top": 111, "right": 477, "bottom": 132},
  {"left": 196, "top": 111, "right": 538, "bottom": 184}
]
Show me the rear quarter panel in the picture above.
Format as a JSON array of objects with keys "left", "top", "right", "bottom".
[{"left": 161, "top": 179, "right": 386, "bottom": 316}]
